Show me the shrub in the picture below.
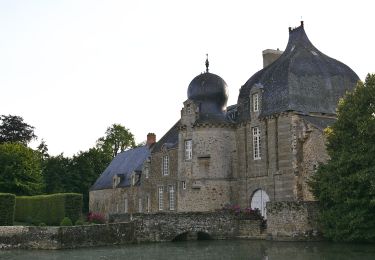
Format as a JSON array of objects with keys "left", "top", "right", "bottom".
[
  {"left": 75, "top": 219, "right": 84, "bottom": 226},
  {"left": 220, "top": 204, "right": 263, "bottom": 220},
  {"left": 15, "top": 193, "right": 83, "bottom": 226},
  {"left": 87, "top": 212, "right": 105, "bottom": 224},
  {"left": 60, "top": 217, "right": 73, "bottom": 226},
  {"left": 0, "top": 193, "right": 16, "bottom": 226},
  {"left": 39, "top": 222, "right": 46, "bottom": 227}
]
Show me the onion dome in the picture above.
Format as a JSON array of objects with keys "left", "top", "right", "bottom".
[
  {"left": 188, "top": 55, "right": 229, "bottom": 117},
  {"left": 237, "top": 21, "right": 359, "bottom": 120}
]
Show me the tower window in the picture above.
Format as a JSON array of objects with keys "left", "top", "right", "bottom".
[
  {"left": 185, "top": 140, "right": 192, "bottom": 160},
  {"left": 169, "top": 186, "right": 175, "bottom": 211},
  {"left": 163, "top": 155, "right": 169, "bottom": 176},
  {"left": 158, "top": 186, "right": 164, "bottom": 211},
  {"left": 252, "top": 127, "right": 261, "bottom": 160},
  {"left": 252, "top": 93, "right": 259, "bottom": 112}
]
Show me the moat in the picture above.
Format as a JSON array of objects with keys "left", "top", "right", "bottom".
[{"left": 1, "top": 240, "right": 374, "bottom": 260}]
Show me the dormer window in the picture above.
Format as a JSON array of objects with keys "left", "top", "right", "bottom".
[
  {"left": 131, "top": 174, "right": 136, "bottom": 186},
  {"left": 252, "top": 93, "right": 259, "bottom": 112}
]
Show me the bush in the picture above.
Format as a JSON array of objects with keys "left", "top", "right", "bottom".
[
  {"left": 220, "top": 204, "right": 263, "bottom": 220},
  {"left": 39, "top": 222, "right": 46, "bottom": 227},
  {"left": 0, "top": 193, "right": 16, "bottom": 226},
  {"left": 60, "top": 217, "right": 73, "bottom": 226},
  {"left": 15, "top": 193, "right": 83, "bottom": 226},
  {"left": 87, "top": 212, "right": 105, "bottom": 224},
  {"left": 75, "top": 219, "right": 84, "bottom": 226}
]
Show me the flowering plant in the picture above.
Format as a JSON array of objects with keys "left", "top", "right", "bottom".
[{"left": 87, "top": 212, "right": 105, "bottom": 224}]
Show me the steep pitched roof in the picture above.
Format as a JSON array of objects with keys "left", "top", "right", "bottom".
[
  {"left": 237, "top": 23, "right": 359, "bottom": 121},
  {"left": 152, "top": 121, "right": 180, "bottom": 153},
  {"left": 90, "top": 145, "right": 150, "bottom": 191}
]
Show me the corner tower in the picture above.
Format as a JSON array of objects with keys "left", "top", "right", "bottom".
[{"left": 177, "top": 57, "right": 237, "bottom": 212}]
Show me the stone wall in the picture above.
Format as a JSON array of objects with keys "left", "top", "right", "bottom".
[
  {"left": 266, "top": 201, "right": 322, "bottom": 241},
  {"left": 0, "top": 222, "right": 135, "bottom": 249}
]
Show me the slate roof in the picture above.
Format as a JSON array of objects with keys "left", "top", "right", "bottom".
[
  {"left": 152, "top": 121, "right": 180, "bottom": 153},
  {"left": 301, "top": 115, "right": 336, "bottom": 131},
  {"left": 237, "top": 22, "right": 359, "bottom": 121},
  {"left": 90, "top": 145, "right": 150, "bottom": 191}
]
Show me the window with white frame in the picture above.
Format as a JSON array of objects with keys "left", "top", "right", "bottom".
[
  {"left": 146, "top": 196, "right": 150, "bottom": 213},
  {"left": 124, "top": 198, "right": 128, "bottom": 213},
  {"left": 252, "top": 93, "right": 259, "bottom": 112},
  {"left": 169, "top": 186, "right": 175, "bottom": 210},
  {"left": 182, "top": 181, "right": 186, "bottom": 190},
  {"left": 185, "top": 140, "right": 192, "bottom": 160},
  {"left": 145, "top": 166, "right": 149, "bottom": 179},
  {"left": 163, "top": 155, "right": 169, "bottom": 176},
  {"left": 158, "top": 186, "right": 164, "bottom": 211},
  {"left": 252, "top": 127, "right": 261, "bottom": 160},
  {"left": 138, "top": 198, "right": 142, "bottom": 213},
  {"left": 131, "top": 174, "right": 135, "bottom": 186}
]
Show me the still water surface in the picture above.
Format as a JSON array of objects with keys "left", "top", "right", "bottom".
[{"left": 1, "top": 240, "right": 374, "bottom": 260}]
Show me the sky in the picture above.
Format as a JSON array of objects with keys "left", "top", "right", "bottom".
[{"left": 1, "top": 0, "right": 374, "bottom": 156}]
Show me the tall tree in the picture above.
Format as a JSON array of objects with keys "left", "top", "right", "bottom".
[
  {"left": 310, "top": 74, "right": 375, "bottom": 242},
  {"left": 96, "top": 124, "right": 135, "bottom": 158},
  {"left": 0, "top": 115, "right": 37, "bottom": 145},
  {"left": 0, "top": 143, "right": 43, "bottom": 195}
]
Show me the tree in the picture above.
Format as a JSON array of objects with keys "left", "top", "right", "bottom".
[
  {"left": 43, "top": 154, "right": 71, "bottom": 194},
  {"left": 310, "top": 74, "right": 375, "bottom": 242},
  {"left": 0, "top": 115, "right": 37, "bottom": 145},
  {"left": 96, "top": 124, "right": 135, "bottom": 158},
  {"left": 0, "top": 143, "right": 43, "bottom": 195}
]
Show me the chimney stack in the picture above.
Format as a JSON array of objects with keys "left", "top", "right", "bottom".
[
  {"left": 262, "top": 49, "right": 283, "bottom": 68},
  {"left": 146, "top": 133, "right": 156, "bottom": 147}
]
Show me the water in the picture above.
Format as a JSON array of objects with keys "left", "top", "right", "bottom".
[{"left": 1, "top": 240, "right": 374, "bottom": 260}]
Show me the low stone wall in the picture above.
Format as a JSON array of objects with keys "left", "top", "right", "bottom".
[
  {"left": 0, "top": 223, "right": 134, "bottom": 249},
  {"left": 266, "top": 201, "right": 322, "bottom": 241}
]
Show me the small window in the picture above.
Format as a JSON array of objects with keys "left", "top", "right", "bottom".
[
  {"left": 169, "top": 186, "right": 175, "bottom": 211},
  {"left": 185, "top": 140, "right": 192, "bottom": 160},
  {"left": 158, "top": 186, "right": 164, "bottom": 211},
  {"left": 163, "top": 155, "right": 169, "bottom": 176},
  {"left": 131, "top": 174, "right": 136, "bottom": 186},
  {"left": 182, "top": 181, "right": 186, "bottom": 190},
  {"left": 186, "top": 104, "right": 191, "bottom": 114},
  {"left": 145, "top": 166, "right": 149, "bottom": 179},
  {"left": 124, "top": 198, "right": 128, "bottom": 213},
  {"left": 252, "top": 93, "right": 259, "bottom": 112},
  {"left": 116, "top": 203, "right": 119, "bottom": 213},
  {"left": 138, "top": 198, "right": 142, "bottom": 213},
  {"left": 252, "top": 127, "right": 261, "bottom": 160}
]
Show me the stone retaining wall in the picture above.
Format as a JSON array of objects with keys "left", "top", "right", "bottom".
[{"left": 267, "top": 201, "right": 322, "bottom": 241}]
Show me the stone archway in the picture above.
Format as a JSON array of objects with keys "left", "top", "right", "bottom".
[
  {"left": 172, "top": 231, "right": 212, "bottom": 241},
  {"left": 250, "top": 189, "right": 270, "bottom": 219}
]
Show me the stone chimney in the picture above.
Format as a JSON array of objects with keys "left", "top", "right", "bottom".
[
  {"left": 262, "top": 49, "right": 283, "bottom": 68},
  {"left": 146, "top": 133, "right": 156, "bottom": 147}
]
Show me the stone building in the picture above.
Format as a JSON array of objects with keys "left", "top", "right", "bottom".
[{"left": 89, "top": 22, "right": 359, "bottom": 218}]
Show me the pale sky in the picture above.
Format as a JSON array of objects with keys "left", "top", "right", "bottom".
[{"left": 1, "top": 0, "right": 374, "bottom": 156}]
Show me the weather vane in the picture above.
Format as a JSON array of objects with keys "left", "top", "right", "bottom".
[{"left": 205, "top": 54, "right": 209, "bottom": 73}]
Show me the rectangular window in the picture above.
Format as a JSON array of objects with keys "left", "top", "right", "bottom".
[
  {"left": 185, "top": 140, "right": 192, "bottom": 160},
  {"left": 252, "top": 127, "right": 261, "bottom": 160},
  {"left": 124, "top": 198, "right": 128, "bottom": 213},
  {"left": 158, "top": 186, "right": 164, "bottom": 211},
  {"left": 252, "top": 93, "right": 259, "bottom": 112},
  {"left": 146, "top": 196, "right": 150, "bottom": 213},
  {"left": 182, "top": 181, "right": 186, "bottom": 190},
  {"left": 131, "top": 174, "right": 135, "bottom": 186},
  {"left": 163, "top": 155, "right": 169, "bottom": 176},
  {"left": 145, "top": 166, "right": 149, "bottom": 179},
  {"left": 138, "top": 198, "right": 142, "bottom": 213},
  {"left": 169, "top": 186, "right": 175, "bottom": 210}
]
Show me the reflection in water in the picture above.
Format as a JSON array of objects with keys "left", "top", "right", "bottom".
[{"left": 1, "top": 240, "right": 375, "bottom": 260}]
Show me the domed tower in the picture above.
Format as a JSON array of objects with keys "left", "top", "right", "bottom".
[
  {"left": 177, "top": 56, "right": 237, "bottom": 212},
  {"left": 234, "top": 22, "right": 360, "bottom": 212}
]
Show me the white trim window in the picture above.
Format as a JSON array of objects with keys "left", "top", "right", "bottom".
[
  {"left": 146, "top": 196, "right": 150, "bottom": 213},
  {"left": 144, "top": 166, "right": 149, "bottom": 179},
  {"left": 158, "top": 186, "right": 164, "bottom": 211},
  {"left": 252, "top": 127, "right": 261, "bottom": 160},
  {"left": 252, "top": 93, "right": 259, "bottom": 112},
  {"left": 185, "top": 140, "right": 192, "bottom": 160},
  {"left": 138, "top": 198, "right": 142, "bottom": 213},
  {"left": 163, "top": 155, "right": 169, "bottom": 176},
  {"left": 169, "top": 186, "right": 175, "bottom": 211},
  {"left": 124, "top": 198, "right": 128, "bottom": 213}
]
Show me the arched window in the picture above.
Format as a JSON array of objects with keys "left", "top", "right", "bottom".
[{"left": 250, "top": 189, "right": 270, "bottom": 219}]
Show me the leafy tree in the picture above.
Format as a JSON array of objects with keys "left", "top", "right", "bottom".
[
  {"left": 43, "top": 154, "right": 71, "bottom": 194},
  {"left": 310, "top": 74, "right": 375, "bottom": 242},
  {"left": 0, "top": 115, "right": 37, "bottom": 145},
  {"left": 96, "top": 124, "right": 135, "bottom": 158},
  {"left": 0, "top": 143, "right": 43, "bottom": 195}
]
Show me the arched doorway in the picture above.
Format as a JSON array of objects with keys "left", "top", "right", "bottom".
[{"left": 250, "top": 189, "right": 270, "bottom": 219}]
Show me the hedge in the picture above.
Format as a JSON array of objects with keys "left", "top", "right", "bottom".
[
  {"left": 0, "top": 193, "right": 16, "bottom": 226},
  {"left": 15, "top": 193, "right": 82, "bottom": 226}
]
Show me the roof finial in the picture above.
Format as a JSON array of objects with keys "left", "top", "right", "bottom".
[{"left": 205, "top": 54, "right": 209, "bottom": 73}]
